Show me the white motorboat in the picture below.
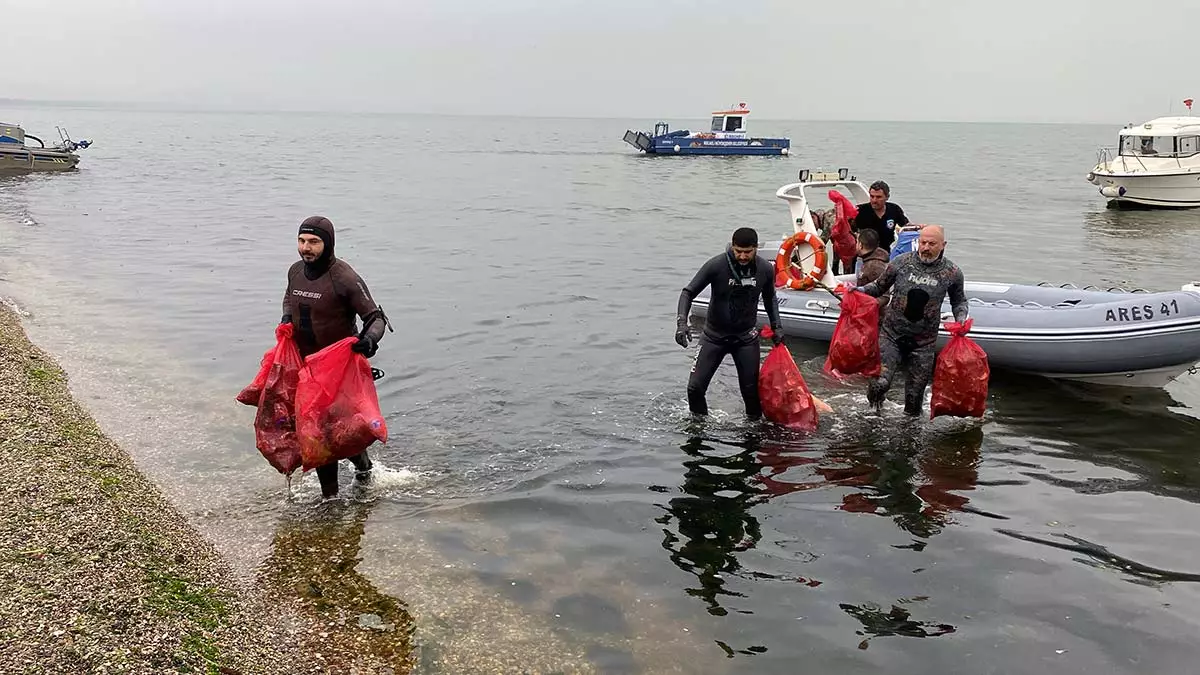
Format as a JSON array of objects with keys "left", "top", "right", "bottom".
[
  {"left": 688, "top": 170, "right": 1200, "bottom": 388},
  {"left": 1086, "top": 100, "right": 1200, "bottom": 208}
]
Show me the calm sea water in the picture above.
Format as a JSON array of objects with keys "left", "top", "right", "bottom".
[{"left": 4, "top": 104, "right": 1200, "bottom": 674}]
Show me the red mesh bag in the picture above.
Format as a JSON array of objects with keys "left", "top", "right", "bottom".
[
  {"left": 930, "top": 319, "right": 990, "bottom": 419},
  {"left": 237, "top": 334, "right": 279, "bottom": 406},
  {"left": 824, "top": 288, "right": 881, "bottom": 379},
  {"left": 237, "top": 323, "right": 303, "bottom": 476},
  {"left": 828, "top": 189, "right": 859, "bottom": 270},
  {"left": 295, "top": 337, "right": 388, "bottom": 471},
  {"left": 758, "top": 327, "right": 819, "bottom": 432}
]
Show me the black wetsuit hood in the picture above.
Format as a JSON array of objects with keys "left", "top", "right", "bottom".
[{"left": 298, "top": 215, "right": 336, "bottom": 280}]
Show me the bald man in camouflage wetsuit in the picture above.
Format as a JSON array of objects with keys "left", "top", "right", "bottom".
[{"left": 853, "top": 225, "right": 968, "bottom": 415}]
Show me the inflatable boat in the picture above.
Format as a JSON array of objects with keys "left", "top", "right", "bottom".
[{"left": 688, "top": 171, "right": 1200, "bottom": 388}]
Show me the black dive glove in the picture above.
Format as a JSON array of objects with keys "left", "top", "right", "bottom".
[
  {"left": 352, "top": 335, "right": 377, "bottom": 358},
  {"left": 674, "top": 321, "right": 691, "bottom": 348}
]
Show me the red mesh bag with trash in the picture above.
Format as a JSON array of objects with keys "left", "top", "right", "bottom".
[
  {"left": 824, "top": 286, "right": 882, "bottom": 379},
  {"left": 758, "top": 326, "right": 819, "bottom": 432},
  {"left": 930, "top": 319, "right": 990, "bottom": 419},
  {"left": 236, "top": 323, "right": 303, "bottom": 476},
  {"left": 827, "top": 189, "right": 859, "bottom": 271},
  {"left": 295, "top": 337, "right": 388, "bottom": 472}
]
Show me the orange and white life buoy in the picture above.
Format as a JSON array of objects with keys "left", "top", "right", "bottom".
[{"left": 774, "top": 231, "right": 828, "bottom": 291}]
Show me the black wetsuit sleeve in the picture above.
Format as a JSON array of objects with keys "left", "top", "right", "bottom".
[
  {"left": 760, "top": 267, "right": 782, "bottom": 330},
  {"left": 677, "top": 258, "right": 717, "bottom": 325},
  {"left": 860, "top": 260, "right": 897, "bottom": 298},
  {"left": 949, "top": 267, "right": 969, "bottom": 323},
  {"left": 335, "top": 264, "right": 387, "bottom": 345}
]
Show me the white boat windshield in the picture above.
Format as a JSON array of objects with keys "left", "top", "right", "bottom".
[{"left": 1120, "top": 134, "right": 1200, "bottom": 158}]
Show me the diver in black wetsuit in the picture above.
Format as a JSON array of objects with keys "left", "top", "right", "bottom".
[{"left": 675, "top": 227, "right": 784, "bottom": 419}]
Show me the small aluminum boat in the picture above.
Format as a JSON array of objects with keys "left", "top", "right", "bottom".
[{"left": 0, "top": 123, "right": 91, "bottom": 173}]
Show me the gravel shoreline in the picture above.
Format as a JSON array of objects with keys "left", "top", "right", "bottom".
[{"left": 0, "top": 304, "right": 416, "bottom": 674}]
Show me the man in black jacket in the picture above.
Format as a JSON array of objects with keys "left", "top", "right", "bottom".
[
  {"left": 853, "top": 180, "right": 909, "bottom": 252},
  {"left": 675, "top": 227, "right": 784, "bottom": 419}
]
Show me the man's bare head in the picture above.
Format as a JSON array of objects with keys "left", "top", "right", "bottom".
[{"left": 917, "top": 224, "right": 946, "bottom": 262}]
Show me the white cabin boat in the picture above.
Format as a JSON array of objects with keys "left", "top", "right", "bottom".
[{"left": 1087, "top": 103, "right": 1200, "bottom": 208}]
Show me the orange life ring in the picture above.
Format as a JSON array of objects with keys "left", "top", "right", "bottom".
[{"left": 774, "top": 231, "right": 828, "bottom": 290}]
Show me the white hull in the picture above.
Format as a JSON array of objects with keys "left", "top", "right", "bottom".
[{"left": 1090, "top": 170, "right": 1200, "bottom": 208}]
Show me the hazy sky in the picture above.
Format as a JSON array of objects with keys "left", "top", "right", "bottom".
[{"left": 4, "top": 0, "right": 1198, "bottom": 123}]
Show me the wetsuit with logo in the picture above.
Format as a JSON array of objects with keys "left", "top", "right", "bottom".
[
  {"left": 281, "top": 216, "right": 388, "bottom": 498},
  {"left": 858, "top": 252, "right": 968, "bottom": 415},
  {"left": 676, "top": 249, "right": 782, "bottom": 418},
  {"left": 283, "top": 259, "right": 385, "bottom": 358}
]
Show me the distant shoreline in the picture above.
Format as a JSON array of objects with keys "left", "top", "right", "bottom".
[{"left": 0, "top": 98, "right": 1123, "bottom": 126}]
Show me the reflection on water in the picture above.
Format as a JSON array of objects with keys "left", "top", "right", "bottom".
[
  {"left": 840, "top": 599, "right": 956, "bottom": 650},
  {"left": 995, "top": 528, "right": 1200, "bottom": 585},
  {"left": 1082, "top": 206, "right": 1200, "bottom": 241},
  {"left": 256, "top": 498, "right": 416, "bottom": 672},
  {"left": 987, "top": 372, "right": 1200, "bottom": 497},
  {"left": 758, "top": 424, "right": 984, "bottom": 540},
  {"left": 658, "top": 422, "right": 984, "bottom": 632},
  {"left": 656, "top": 436, "right": 765, "bottom": 618}
]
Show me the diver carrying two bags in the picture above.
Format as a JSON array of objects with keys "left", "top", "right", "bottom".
[
  {"left": 237, "top": 216, "right": 393, "bottom": 498},
  {"left": 842, "top": 224, "right": 988, "bottom": 419}
]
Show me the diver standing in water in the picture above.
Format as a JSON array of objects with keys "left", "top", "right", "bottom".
[
  {"left": 853, "top": 225, "right": 968, "bottom": 416},
  {"left": 675, "top": 227, "right": 784, "bottom": 419},
  {"left": 281, "top": 216, "right": 391, "bottom": 498}
]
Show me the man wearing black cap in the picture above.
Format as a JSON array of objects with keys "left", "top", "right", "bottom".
[
  {"left": 282, "top": 215, "right": 391, "bottom": 498},
  {"left": 675, "top": 227, "right": 784, "bottom": 420}
]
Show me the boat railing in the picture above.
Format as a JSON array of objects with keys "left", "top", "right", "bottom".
[
  {"left": 1097, "top": 146, "right": 1155, "bottom": 173},
  {"left": 1096, "top": 146, "right": 1118, "bottom": 167}
]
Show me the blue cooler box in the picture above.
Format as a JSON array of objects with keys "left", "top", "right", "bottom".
[{"left": 890, "top": 228, "right": 920, "bottom": 261}]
